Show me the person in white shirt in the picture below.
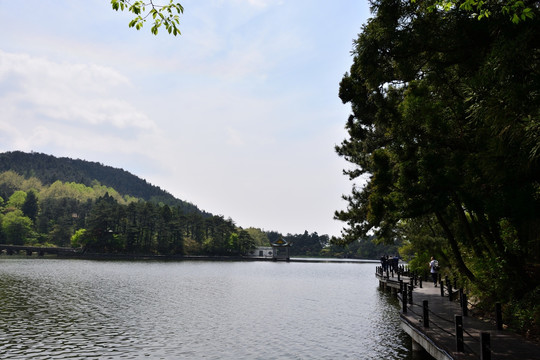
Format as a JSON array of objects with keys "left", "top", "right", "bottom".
[{"left": 429, "top": 256, "right": 439, "bottom": 287}]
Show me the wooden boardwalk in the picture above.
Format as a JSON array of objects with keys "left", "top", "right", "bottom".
[{"left": 376, "top": 269, "right": 540, "bottom": 360}]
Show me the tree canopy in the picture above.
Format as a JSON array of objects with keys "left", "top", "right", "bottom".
[
  {"left": 336, "top": 0, "right": 539, "bottom": 334},
  {"left": 420, "top": 0, "right": 536, "bottom": 23}
]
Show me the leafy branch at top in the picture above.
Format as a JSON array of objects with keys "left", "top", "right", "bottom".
[{"left": 111, "top": 0, "right": 184, "bottom": 36}]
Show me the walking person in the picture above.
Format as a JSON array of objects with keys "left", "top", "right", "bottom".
[
  {"left": 429, "top": 256, "right": 439, "bottom": 287},
  {"left": 392, "top": 255, "right": 399, "bottom": 272}
]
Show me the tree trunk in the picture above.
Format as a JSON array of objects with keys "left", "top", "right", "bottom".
[{"left": 435, "top": 211, "right": 477, "bottom": 283}]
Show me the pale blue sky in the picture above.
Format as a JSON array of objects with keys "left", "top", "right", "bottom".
[{"left": 0, "top": 0, "right": 371, "bottom": 236}]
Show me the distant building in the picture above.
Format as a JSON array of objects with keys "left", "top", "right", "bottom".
[{"left": 246, "top": 246, "right": 273, "bottom": 258}]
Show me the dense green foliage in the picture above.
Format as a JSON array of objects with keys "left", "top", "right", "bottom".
[
  {"left": 423, "top": 0, "right": 536, "bottom": 23},
  {"left": 322, "top": 235, "right": 400, "bottom": 259},
  {"left": 0, "top": 169, "right": 253, "bottom": 255},
  {"left": 336, "top": 0, "right": 539, "bottom": 336},
  {"left": 265, "top": 230, "right": 395, "bottom": 259}
]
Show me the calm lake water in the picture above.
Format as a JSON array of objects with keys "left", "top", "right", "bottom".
[{"left": 0, "top": 258, "right": 416, "bottom": 359}]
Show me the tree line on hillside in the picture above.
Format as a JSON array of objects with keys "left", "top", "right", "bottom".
[
  {"left": 0, "top": 170, "right": 384, "bottom": 258},
  {"left": 269, "top": 230, "right": 399, "bottom": 259},
  {"left": 0, "top": 151, "right": 203, "bottom": 214},
  {"left": 0, "top": 170, "right": 254, "bottom": 255}
]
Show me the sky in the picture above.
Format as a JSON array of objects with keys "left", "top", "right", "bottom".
[{"left": 0, "top": 0, "right": 371, "bottom": 237}]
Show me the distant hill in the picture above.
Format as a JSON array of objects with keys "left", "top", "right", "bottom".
[
  {"left": 0, "top": 151, "right": 362, "bottom": 258},
  {"left": 0, "top": 151, "right": 207, "bottom": 215}
]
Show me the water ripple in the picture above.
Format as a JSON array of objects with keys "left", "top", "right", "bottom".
[{"left": 0, "top": 259, "right": 415, "bottom": 359}]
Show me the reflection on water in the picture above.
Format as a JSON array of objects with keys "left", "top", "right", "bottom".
[{"left": 0, "top": 259, "right": 416, "bottom": 359}]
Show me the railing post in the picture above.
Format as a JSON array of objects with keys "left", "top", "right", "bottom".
[
  {"left": 462, "top": 293, "right": 468, "bottom": 317},
  {"left": 397, "top": 271, "right": 400, "bottom": 281},
  {"left": 455, "top": 315, "right": 464, "bottom": 352},
  {"left": 402, "top": 286, "right": 408, "bottom": 313},
  {"left": 399, "top": 279, "right": 403, "bottom": 294},
  {"left": 480, "top": 332, "right": 491, "bottom": 360},
  {"left": 496, "top": 303, "right": 503, "bottom": 330},
  {"left": 419, "top": 276, "right": 422, "bottom": 288},
  {"left": 440, "top": 281, "right": 444, "bottom": 297},
  {"left": 423, "top": 300, "right": 429, "bottom": 328},
  {"left": 408, "top": 284, "right": 413, "bottom": 305},
  {"left": 447, "top": 278, "right": 453, "bottom": 301}
]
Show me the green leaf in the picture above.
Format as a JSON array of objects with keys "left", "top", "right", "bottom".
[{"left": 113, "top": 0, "right": 184, "bottom": 36}]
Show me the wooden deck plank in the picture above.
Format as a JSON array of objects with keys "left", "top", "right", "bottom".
[{"left": 377, "top": 272, "right": 540, "bottom": 360}]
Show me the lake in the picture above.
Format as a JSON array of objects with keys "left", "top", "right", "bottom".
[{"left": 0, "top": 258, "right": 418, "bottom": 359}]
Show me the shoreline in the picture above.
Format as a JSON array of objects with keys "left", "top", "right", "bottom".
[
  {"left": 1, "top": 252, "right": 379, "bottom": 264},
  {"left": 61, "top": 254, "right": 380, "bottom": 264}
]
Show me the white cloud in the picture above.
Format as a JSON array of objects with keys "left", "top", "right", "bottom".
[
  {"left": 243, "top": 0, "right": 273, "bottom": 8},
  {"left": 226, "top": 127, "right": 245, "bottom": 146},
  {"left": 0, "top": 50, "right": 155, "bottom": 131},
  {"left": 0, "top": 51, "right": 129, "bottom": 88},
  {"left": 0, "top": 49, "right": 163, "bottom": 167}
]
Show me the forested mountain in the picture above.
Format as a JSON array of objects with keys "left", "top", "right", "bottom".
[
  {"left": 0, "top": 151, "right": 203, "bottom": 215},
  {"left": 0, "top": 151, "right": 374, "bottom": 258}
]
